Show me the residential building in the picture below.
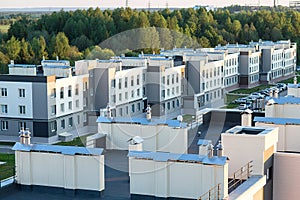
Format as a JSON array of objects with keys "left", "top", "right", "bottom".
[
  {"left": 0, "top": 60, "right": 88, "bottom": 143},
  {"left": 250, "top": 40, "right": 297, "bottom": 84}
]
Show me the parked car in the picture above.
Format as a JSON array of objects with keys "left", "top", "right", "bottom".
[
  {"left": 239, "top": 103, "right": 247, "bottom": 110},
  {"left": 234, "top": 97, "right": 248, "bottom": 104}
]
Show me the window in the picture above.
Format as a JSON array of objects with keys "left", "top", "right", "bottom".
[
  {"left": 19, "top": 89, "right": 25, "bottom": 98},
  {"left": 137, "top": 89, "right": 140, "bottom": 97},
  {"left": 0, "top": 88, "right": 7, "bottom": 97},
  {"left": 119, "top": 93, "right": 122, "bottom": 101},
  {"left": 119, "top": 108, "right": 123, "bottom": 116},
  {"left": 125, "top": 92, "right": 128, "bottom": 99},
  {"left": 1, "top": 121, "right": 8, "bottom": 130},
  {"left": 143, "top": 87, "right": 146, "bottom": 96},
  {"left": 176, "top": 74, "right": 179, "bottom": 83},
  {"left": 125, "top": 77, "right": 128, "bottom": 88},
  {"left": 77, "top": 115, "right": 80, "bottom": 124},
  {"left": 137, "top": 75, "right": 140, "bottom": 85},
  {"left": 118, "top": 78, "right": 122, "bottom": 89},
  {"left": 60, "top": 103, "right": 64, "bottom": 112},
  {"left": 111, "top": 79, "right": 116, "bottom": 88},
  {"left": 83, "top": 82, "right": 88, "bottom": 91},
  {"left": 51, "top": 88, "right": 56, "bottom": 98},
  {"left": 67, "top": 86, "right": 72, "bottom": 97},
  {"left": 1, "top": 105, "right": 8, "bottom": 114},
  {"left": 176, "top": 86, "right": 179, "bottom": 94},
  {"left": 167, "top": 102, "right": 170, "bottom": 110},
  {"left": 83, "top": 113, "right": 87, "bottom": 122},
  {"left": 162, "top": 90, "right": 165, "bottom": 98},
  {"left": 60, "top": 87, "right": 64, "bottom": 99},
  {"left": 76, "top": 100, "right": 79, "bottom": 108},
  {"left": 68, "top": 101, "right": 72, "bottom": 110},
  {"left": 143, "top": 73, "right": 145, "bottom": 82},
  {"left": 177, "top": 99, "right": 180, "bottom": 107},
  {"left": 51, "top": 105, "right": 56, "bottom": 115},
  {"left": 137, "top": 103, "right": 141, "bottom": 111},
  {"left": 61, "top": 119, "right": 65, "bottom": 129},
  {"left": 68, "top": 117, "right": 73, "bottom": 127},
  {"left": 167, "top": 75, "right": 170, "bottom": 85},
  {"left": 172, "top": 101, "right": 175, "bottom": 108},
  {"left": 131, "top": 76, "right": 134, "bottom": 86},
  {"left": 172, "top": 74, "right": 174, "bottom": 84},
  {"left": 131, "top": 104, "right": 135, "bottom": 113},
  {"left": 162, "top": 76, "right": 165, "bottom": 84},
  {"left": 19, "top": 105, "right": 26, "bottom": 114},
  {"left": 19, "top": 122, "right": 26, "bottom": 130},
  {"left": 90, "top": 89, "right": 93, "bottom": 96},
  {"left": 126, "top": 106, "right": 129, "bottom": 115},
  {"left": 50, "top": 121, "right": 56, "bottom": 132},
  {"left": 75, "top": 84, "right": 79, "bottom": 95},
  {"left": 172, "top": 88, "right": 174, "bottom": 95},
  {"left": 83, "top": 98, "right": 87, "bottom": 106},
  {"left": 131, "top": 90, "right": 134, "bottom": 98},
  {"left": 167, "top": 89, "right": 170, "bottom": 96}
]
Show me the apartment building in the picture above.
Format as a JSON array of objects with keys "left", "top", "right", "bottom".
[
  {"left": 250, "top": 40, "right": 297, "bottom": 84},
  {"left": 0, "top": 61, "right": 88, "bottom": 143}
]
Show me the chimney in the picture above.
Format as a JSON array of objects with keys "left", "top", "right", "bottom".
[
  {"left": 274, "top": 88, "right": 279, "bottom": 98},
  {"left": 294, "top": 76, "right": 297, "bottom": 84},
  {"left": 207, "top": 142, "right": 214, "bottom": 158},
  {"left": 269, "top": 89, "right": 273, "bottom": 97},
  {"left": 146, "top": 105, "right": 152, "bottom": 121},
  {"left": 198, "top": 139, "right": 212, "bottom": 156},
  {"left": 10, "top": 60, "right": 14, "bottom": 65},
  {"left": 217, "top": 140, "right": 224, "bottom": 157},
  {"left": 241, "top": 109, "right": 253, "bottom": 126},
  {"left": 56, "top": 56, "right": 59, "bottom": 61},
  {"left": 106, "top": 103, "right": 112, "bottom": 119},
  {"left": 128, "top": 136, "right": 143, "bottom": 151},
  {"left": 42, "top": 56, "right": 45, "bottom": 61},
  {"left": 24, "top": 128, "right": 31, "bottom": 145},
  {"left": 19, "top": 127, "right": 25, "bottom": 144}
]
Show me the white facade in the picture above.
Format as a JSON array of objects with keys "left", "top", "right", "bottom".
[
  {"left": 0, "top": 81, "right": 33, "bottom": 119},
  {"left": 13, "top": 143, "right": 105, "bottom": 192},
  {"left": 97, "top": 118, "right": 188, "bottom": 154},
  {"left": 129, "top": 152, "right": 228, "bottom": 199}
]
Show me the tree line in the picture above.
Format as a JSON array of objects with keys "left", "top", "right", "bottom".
[{"left": 1, "top": 7, "right": 300, "bottom": 73}]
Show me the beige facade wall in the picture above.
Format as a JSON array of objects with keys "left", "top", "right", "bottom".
[
  {"left": 99, "top": 122, "right": 188, "bottom": 154},
  {"left": 273, "top": 152, "right": 300, "bottom": 200},
  {"left": 222, "top": 127, "right": 278, "bottom": 176},
  {"left": 129, "top": 158, "right": 228, "bottom": 199},
  {"left": 265, "top": 104, "right": 300, "bottom": 118},
  {"left": 15, "top": 151, "right": 105, "bottom": 191},
  {"left": 256, "top": 122, "right": 300, "bottom": 152}
]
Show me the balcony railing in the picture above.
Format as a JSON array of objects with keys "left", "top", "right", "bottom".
[
  {"left": 228, "top": 160, "right": 253, "bottom": 193},
  {"left": 198, "top": 183, "right": 221, "bottom": 200}
]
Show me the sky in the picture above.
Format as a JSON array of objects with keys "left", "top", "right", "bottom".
[{"left": 0, "top": 0, "right": 290, "bottom": 9}]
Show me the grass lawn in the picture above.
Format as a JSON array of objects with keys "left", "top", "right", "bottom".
[
  {"left": 281, "top": 75, "right": 300, "bottom": 84},
  {"left": 0, "top": 25, "right": 10, "bottom": 33},
  {"left": 0, "top": 153, "right": 15, "bottom": 181},
  {"left": 54, "top": 136, "right": 86, "bottom": 147},
  {"left": 230, "top": 85, "right": 271, "bottom": 94}
]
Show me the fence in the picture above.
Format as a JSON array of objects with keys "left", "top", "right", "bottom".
[
  {"left": 228, "top": 160, "right": 253, "bottom": 193},
  {"left": 198, "top": 183, "right": 222, "bottom": 200}
]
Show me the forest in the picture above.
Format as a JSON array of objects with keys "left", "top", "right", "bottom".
[{"left": 1, "top": 6, "right": 300, "bottom": 73}]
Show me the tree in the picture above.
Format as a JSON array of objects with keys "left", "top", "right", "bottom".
[
  {"left": 31, "top": 36, "right": 48, "bottom": 63},
  {"left": 5, "top": 36, "right": 21, "bottom": 61},
  {"left": 53, "top": 32, "right": 71, "bottom": 59},
  {"left": 19, "top": 38, "right": 33, "bottom": 63},
  {"left": 72, "top": 35, "right": 93, "bottom": 52},
  {"left": 85, "top": 46, "right": 114, "bottom": 60}
]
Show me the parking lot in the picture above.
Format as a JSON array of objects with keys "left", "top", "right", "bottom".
[{"left": 229, "top": 83, "right": 287, "bottom": 110}]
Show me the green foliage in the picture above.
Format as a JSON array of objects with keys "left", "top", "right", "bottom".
[
  {"left": 85, "top": 46, "right": 115, "bottom": 60},
  {"left": 0, "top": 6, "right": 300, "bottom": 68},
  {"left": 0, "top": 153, "right": 15, "bottom": 181}
]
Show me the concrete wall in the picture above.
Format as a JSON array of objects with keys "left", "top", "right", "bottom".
[
  {"left": 129, "top": 158, "right": 228, "bottom": 199},
  {"left": 99, "top": 122, "right": 188, "bottom": 154},
  {"left": 222, "top": 128, "right": 278, "bottom": 176},
  {"left": 256, "top": 122, "right": 300, "bottom": 152},
  {"left": 273, "top": 152, "right": 300, "bottom": 200},
  {"left": 265, "top": 104, "right": 300, "bottom": 118},
  {"left": 15, "top": 151, "right": 104, "bottom": 192}
]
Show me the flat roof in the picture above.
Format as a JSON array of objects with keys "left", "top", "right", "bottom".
[
  {"left": 288, "top": 83, "right": 300, "bottom": 88},
  {"left": 12, "top": 142, "right": 103, "bottom": 156},
  {"left": 269, "top": 96, "right": 300, "bottom": 105},
  {"left": 254, "top": 117, "right": 300, "bottom": 125},
  {"left": 225, "top": 126, "right": 272, "bottom": 135},
  {"left": 128, "top": 151, "right": 227, "bottom": 166},
  {"left": 97, "top": 117, "right": 187, "bottom": 128},
  {"left": 197, "top": 139, "right": 211, "bottom": 146}
]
